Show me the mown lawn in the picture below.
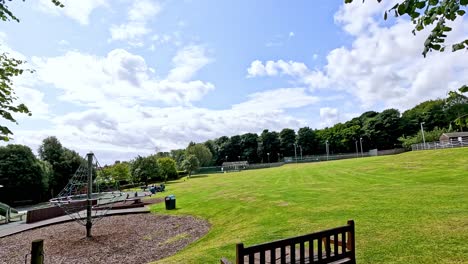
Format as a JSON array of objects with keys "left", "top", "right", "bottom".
[{"left": 150, "top": 148, "right": 468, "bottom": 264}]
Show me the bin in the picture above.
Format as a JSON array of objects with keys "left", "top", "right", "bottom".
[{"left": 165, "top": 195, "right": 176, "bottom": 210}]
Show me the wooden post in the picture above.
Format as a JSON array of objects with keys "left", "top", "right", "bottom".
[
  {"left": 347, "top": 220, "right": 355, "bottom": 262},
  {"left": 31, "top": 239, "right": 44, "bottom": 264},
  {"left": 236, "top": 243, "right": 244, "bottom": 264},
  {"left": 86, "top": 152, "right": 93, "bottom": 238}
]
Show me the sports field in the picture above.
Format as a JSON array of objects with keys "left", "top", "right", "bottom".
[{"left": 150, "top": 148, "right": 468, "bottom": 263}]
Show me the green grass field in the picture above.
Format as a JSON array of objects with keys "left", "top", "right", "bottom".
[{"left": 150, "top": 148, "right": 468, "bottom": 264}]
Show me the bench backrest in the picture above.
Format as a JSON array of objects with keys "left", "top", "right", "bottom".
[{"left": 234, "top": 220, "right": 355, "bottom": 264}]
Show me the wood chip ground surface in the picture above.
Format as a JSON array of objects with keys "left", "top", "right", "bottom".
[{"left": 0, "top": 214, "right": 210, "bottom": 264}]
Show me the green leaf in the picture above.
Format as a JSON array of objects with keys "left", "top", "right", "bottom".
[
  {"left": 416, "top": 1, "right": 426, "bottom": 9},
  {"left": 442, "top": 26, "right": 452, "bottom": 32},
  {"left": 398, "top": 3, "right": 407, "bottom": 15},
  {"left": 452, "top": 43, "right": 466, "bottom": 52},
  {"left": 457, "top": 10, "right": 466, "bottom": 16},
  {"left": 410, "top": 11, "right": 420, "bottom": 19},
  {"left": 461, "top": 0, "right": 468, "bottom": 5},
  {"left": 459, "top": 85, "right": 468, "bottom": 93}
]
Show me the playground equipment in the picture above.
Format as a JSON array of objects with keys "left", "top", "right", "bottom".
[
  {"left": 49, "top": 152, "right": 123, "bottom": 237},
  {"left": 0, "top": 202, "right": 26, "bottom": 224}
]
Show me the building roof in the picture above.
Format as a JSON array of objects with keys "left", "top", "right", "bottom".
[{"left": 441, "top": 132, "right": 468, "bottom": 138}]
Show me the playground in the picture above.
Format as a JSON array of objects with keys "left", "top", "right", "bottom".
[{"left": 0, "top": 214, "right": 210, "bottom": 263}]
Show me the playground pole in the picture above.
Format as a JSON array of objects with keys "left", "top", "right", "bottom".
[{"left": 86, "top": 152, "right": 93, "bottom": 238}]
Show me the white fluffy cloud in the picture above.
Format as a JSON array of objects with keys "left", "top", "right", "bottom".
[
  {"left": 168, "top": 45, "right": 213, "bottom": 82},
  {"left": 110, "top": 0, "right": 161, "bottom": 42},
  {"left": 247, "top": 59, "right": 309, "bottom": 78},
  {"left": 31, "top": 46, "right": 214, "bottom": 106},
  {"left": 248, "top": 1, "right": 468, "bottom": 111},
  {"left": 5, "top": 42, "right": 320, "bottom": 164},
  {"left": 319, "top": 107, "right": 339, "bottom": 128},
  {"left": 11, "top": 90, "right": 313, "bottom": 164},
  {"left": 232, "top": 88, "right": 318, "bottom": 112},
  {"left": 38, "top": 0, "right": 108, "bottom": 25}
]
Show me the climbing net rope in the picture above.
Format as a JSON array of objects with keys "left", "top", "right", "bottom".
[{"left": 49, "top": 153, "right": 124, "bottom": 225}]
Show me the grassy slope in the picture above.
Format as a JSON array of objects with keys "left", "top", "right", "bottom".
[{"left": 150, "top": 148, "right": 468, "bottom": 264}]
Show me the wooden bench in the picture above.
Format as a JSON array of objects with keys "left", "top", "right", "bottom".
[{"left": 221, "top": 220, "right": 355, "bottom": 264}]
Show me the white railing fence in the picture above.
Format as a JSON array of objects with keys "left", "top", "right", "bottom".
[{"left": 411, "top": 138, "right": 468, "bottom": 151}]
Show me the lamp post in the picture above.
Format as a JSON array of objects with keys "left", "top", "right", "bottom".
[
  {"left": 355, "top": 140, "right": 359, "bottom": 158},
  {"left": 267, "top": 152, "right": 270, "bottom": 164},
  {"left": 299, "top": 145, "right": 303, "bottom": 160},
  {"left": 225, "top": 155, "right": 228, "bottom": 162},
  {"left": 325, "top": 140, "right": 329, "bottom": 161},
  {"left": 420, "top": 122, "right": 426, "bottom": 150},
  {"left": 238, "top": 155, "right": 240, "bottom": 161},
  {"left": 294, "top": 144, "right": 297, "bottom": 163},
  {"left": 360, "top": 137, "right": 363, "bottom": 157}
]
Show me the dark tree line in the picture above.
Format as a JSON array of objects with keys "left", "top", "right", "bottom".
[
  {"left": 168, "top": 91, "right": 468, "bottom": 167},
  {"left": 0, "top": 136, "right": 83, "bottom": 204}
]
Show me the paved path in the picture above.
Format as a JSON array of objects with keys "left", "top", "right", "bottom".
[{"left": 0, "top": 206, "right": 150, "bottom": 238}]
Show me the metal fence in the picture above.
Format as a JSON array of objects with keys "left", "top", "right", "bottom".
[
  {"left": 284, "top": 148, "right": 406, "bottom": 163},
  {"left": 193, "top": 162, "right": 286, "bottom": 175},
  {"left": 193, "top": 148, "right": 407, "bottom": 175},
  {"left": 411, "top": 138, "right": 468, "bottom": 151}
]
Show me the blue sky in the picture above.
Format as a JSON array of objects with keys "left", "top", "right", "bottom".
[{"left": 1, "top": 0, "right": 467, "bottom": 164}]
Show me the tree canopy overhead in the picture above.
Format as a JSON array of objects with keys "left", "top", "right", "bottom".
[
  {"left": 345, "top": 0, "right": 467, "bottom": 58},
  {"left": 0, "top": 0, "right": 63, "bottom": 141}
]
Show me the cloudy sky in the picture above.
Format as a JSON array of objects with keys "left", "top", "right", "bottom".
[{"left": 1, "top": 0, "right": 467, "bottom": 164}]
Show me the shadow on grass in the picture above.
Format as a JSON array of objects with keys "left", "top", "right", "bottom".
[{"left": 189, "top": 174, "right": 210, "bottom": 179}]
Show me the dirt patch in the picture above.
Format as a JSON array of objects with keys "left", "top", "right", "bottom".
[
  {"left": 0, "top": 214, "right": 210, "bottom": 264},
  {"left": 276, "top": 201, "right": 289, "bottom": 207}
]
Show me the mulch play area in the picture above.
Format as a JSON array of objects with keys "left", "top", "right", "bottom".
[{"left": 0, "top": 214, "right": 210, "bottom": 263}]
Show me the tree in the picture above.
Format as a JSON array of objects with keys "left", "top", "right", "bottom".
[
  {"left": 214, "top": 136, "right": 230, "bottom": 164},
  {"left": 38, "top": 136, "right": 83, "bottom": 197},
  {"left": 362, "top": 109, "right": 402, "bottom": 150},
  {"left": 240, "top": 133, "right": 259, "bottom": 163},
  {"left": 399, "top": 127, "right": 450, "bottom": 149},
  {"left": 186, "top": 143, "right": 213, "bottom": 167},
  {"left": 445, "top": 90, "right": 468, "bottom": 130},
  {"left": 279, "top": 128, "right": 296, "bottom": 157},
  {"left": 181, "top": 155, "right": 199, "bottom": 177},
  {"left": 130, "top": 155, "right": 159, "bottom": 185},
  {"left": 101, "top": 162, "right": 131, "bottom": 183},
  {"left": 157, "top": 157, "right": 177, "bottom": 182},
  {"left": 223, "top": 135, "right": 242, "bottom": 162},
  {"left": 0, "top": 54, "right": 31, "bottom": 141},
  {"left": 203, "top": 140, "right": 217, "bottom": 165},
  {"left": 170, "top": 149, "right": 186, "bottom": 169},
  {"left": 257, "top": 130, "right": 281, "bottom": 162},
  {"left": 297, "top": 127, "right": 317, "bottom": 155},
  {"left": 0, "top": 144, "right": 49, "bottom": 203},
  {"left": 0, "top": 0, "right": 63, "bottom": 141},
  {"left": 345, "top": 0, "right": 468, "bottom": 57},
  {"left": 401, "top": 99, "right": 447, "bottom": 135},
  {"left": 112, "top": 162, "right": 131, "bottom": 182}
]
